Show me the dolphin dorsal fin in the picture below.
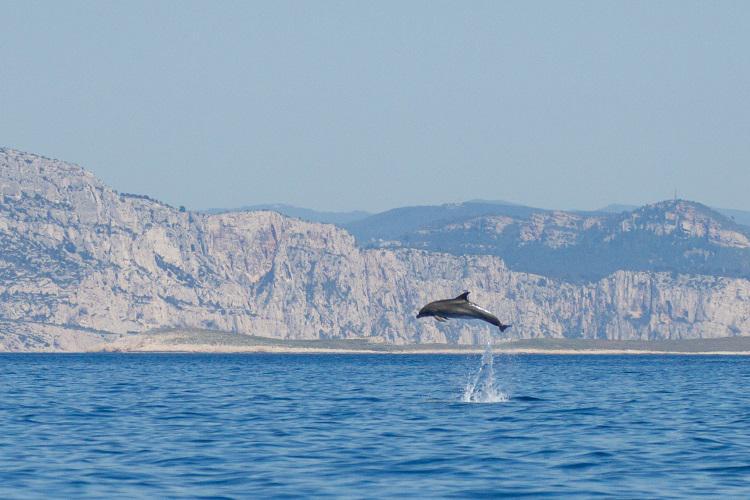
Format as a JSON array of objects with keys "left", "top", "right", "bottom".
[{"left": 454, "top": 291, "right": 470, "bottom": 301}]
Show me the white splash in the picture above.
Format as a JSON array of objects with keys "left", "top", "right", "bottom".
[{"left": 462, "top": 341, "right": 509, "bottom": 403}]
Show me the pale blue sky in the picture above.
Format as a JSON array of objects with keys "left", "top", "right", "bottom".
[{"left": 1, "top": 1, "right": 748, "bottom": 212}]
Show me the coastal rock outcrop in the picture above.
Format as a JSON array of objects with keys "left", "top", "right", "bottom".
[{"left": 1, "top": 147, "right": 749, "bottom": 347}]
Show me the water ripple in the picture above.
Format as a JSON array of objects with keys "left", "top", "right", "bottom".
[{"left": 1, "top": 353, "right": 750, "bottom": 497}]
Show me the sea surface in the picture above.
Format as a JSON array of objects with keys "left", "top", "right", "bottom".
[{"left": 2, "top": 353, "right": 750, "bottom": 498}]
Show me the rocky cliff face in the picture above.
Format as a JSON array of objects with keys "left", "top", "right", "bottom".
[{"left": 1, "top": 147, "right": 749, "bottom": 345}]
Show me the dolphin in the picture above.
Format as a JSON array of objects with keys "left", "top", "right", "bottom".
[{"left": 416, "top": 292, "right": 511, "bottom": 331}]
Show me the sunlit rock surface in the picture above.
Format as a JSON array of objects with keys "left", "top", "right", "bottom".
[{"left": 1, "top": 147, "right": 749, "bottom": 349}]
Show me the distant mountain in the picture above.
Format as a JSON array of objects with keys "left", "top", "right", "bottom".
[
  {"left": 465, "top": 198, "right": 526, "bottom": 206},
  {"left": 206, "top": 203, "right": 370, "bottom": 225},
  {"left": 346, "top": 200, "right": 750, "bottom": 283},
  {"left": 599, "top": 203, "right": 750, "bottom": 227},
  {"left": 343, "top": 201, "right": 541, "bottom": 243},
  {"left": 211, "top": 200, "right": 750, "bottom": 234},
  {"left": 597, "top": 204, "right": 639, "bottom": 213}
]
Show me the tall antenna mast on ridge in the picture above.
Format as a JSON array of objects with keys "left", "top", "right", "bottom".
[{"left": 673, "top": 189, "right": 677, "bottom": 201}]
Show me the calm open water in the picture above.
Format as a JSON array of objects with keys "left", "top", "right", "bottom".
[{"left": 1, "top": 353, "right": 750, "bottom": 498}]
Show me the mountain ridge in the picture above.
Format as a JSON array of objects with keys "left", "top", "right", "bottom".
[
  {"left": 207, "top": 199, "right": 750, "bottom": 230},
  {"left": 204, "top": 203, "right": 371, "bottom": 225},
  {"left": 0, "top": 147, "right": 749, "bottom": 349},
  {"left": 342, "top": 199, "right": 750, "bottom": 283}
]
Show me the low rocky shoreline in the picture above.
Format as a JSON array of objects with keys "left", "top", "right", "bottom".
[
  {"left": 4, "top": 323, "right": 750, "bottom": 354},
  {"left": 104, "top": 329, "right": 750, "bottom": 355}
]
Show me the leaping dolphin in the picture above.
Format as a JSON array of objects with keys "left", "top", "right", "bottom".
[{"left": 416, "top": 292, "right": 511, "bottom": 331}]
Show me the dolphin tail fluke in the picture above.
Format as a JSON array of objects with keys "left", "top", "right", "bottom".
[{"left": 498, "top": 323, "right": 511, "bottom": 332}]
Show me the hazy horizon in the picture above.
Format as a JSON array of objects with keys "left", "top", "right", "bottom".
[{"left": 2, "top": 1, "right": 749, "bottom": 213}]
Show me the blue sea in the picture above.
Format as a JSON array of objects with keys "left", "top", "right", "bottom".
[{"left": 2, "top": 353, "right": 750, "bottom": 498}]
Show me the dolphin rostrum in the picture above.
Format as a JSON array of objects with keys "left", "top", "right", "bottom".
[{"left": 416, "top": 292, "right": 511, "bottom": 331}]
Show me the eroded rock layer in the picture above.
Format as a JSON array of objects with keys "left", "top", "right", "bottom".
[{"left": 1, "top": 148, "right": 749, "bottom": 345}]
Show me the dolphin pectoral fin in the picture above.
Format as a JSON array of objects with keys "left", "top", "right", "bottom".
[{"left": 434, "top": 316, "right": 448, "bottom": 323}]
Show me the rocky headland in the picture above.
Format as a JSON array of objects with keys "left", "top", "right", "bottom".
[{"left": 1, "top": 147, "right": 749, "bottom": 351}]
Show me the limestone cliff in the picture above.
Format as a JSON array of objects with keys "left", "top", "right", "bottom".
[{"left": 1, "top": 147, "right": 749, "bottom": 347}]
